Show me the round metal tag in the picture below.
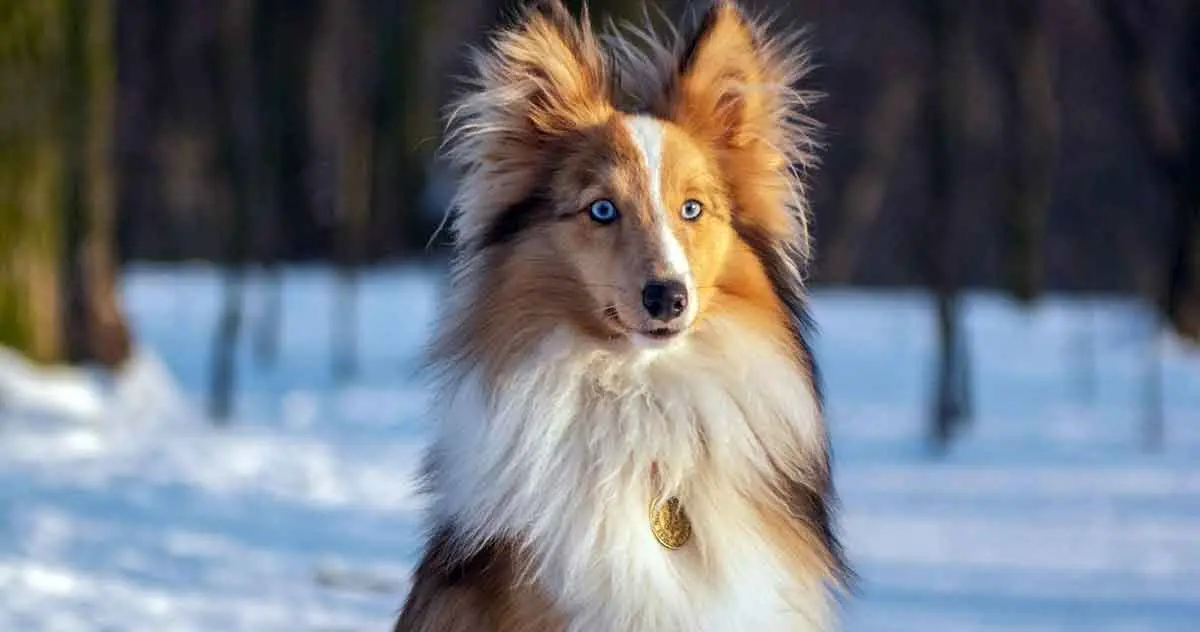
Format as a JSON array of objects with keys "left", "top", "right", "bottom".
[{"left": 649, "top": 497, "right": 692, "bottom": 549}]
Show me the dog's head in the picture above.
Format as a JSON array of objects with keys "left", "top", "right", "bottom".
[{"left": 444, "top": 1, "right": 815, "bottom": 356}]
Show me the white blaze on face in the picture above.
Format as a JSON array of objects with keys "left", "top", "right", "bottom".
[{"left": 623, "top": 115, "right": 692, "bottom": 283}]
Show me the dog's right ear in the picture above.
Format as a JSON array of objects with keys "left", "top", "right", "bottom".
[
  {"left": 459, "top": 0, "right": 611, "bottom": 139},
  {"left": 442, "top": 1, "right": 611, "bottom": 251},
  {"left": 671, "top": 2, "right": 772, "bottom": 151}
]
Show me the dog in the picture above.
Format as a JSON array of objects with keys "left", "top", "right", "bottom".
[{"left": 396, "top": 1, "right": 846, "bottom": 630}]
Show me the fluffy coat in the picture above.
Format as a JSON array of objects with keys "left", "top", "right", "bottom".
[{"left": 396, "top": 2, "right": 846, "bottom": 630}]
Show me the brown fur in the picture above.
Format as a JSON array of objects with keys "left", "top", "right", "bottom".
[{"left": 396, "top": 530, "right": 565, "bottom": 632}]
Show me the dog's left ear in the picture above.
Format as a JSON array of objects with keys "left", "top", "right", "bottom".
[
  {"left": 671, "top": 2, "right": 775, "bottom": 150},
  {"left": 663, "top": 1, "right": 816, "bottom": 253}
]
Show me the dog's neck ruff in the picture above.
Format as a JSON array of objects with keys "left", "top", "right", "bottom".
[{"left": 427, "top": 317, "right": 829, "bottom": 631}]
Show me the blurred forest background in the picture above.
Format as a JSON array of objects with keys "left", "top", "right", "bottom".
[{"left": 1, "top": 0, "right": 1197, "bottom": 441}]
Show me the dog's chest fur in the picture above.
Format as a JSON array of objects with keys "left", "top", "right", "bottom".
[{"left": 427, "top": 319, "right": 831, "bottom": 631}]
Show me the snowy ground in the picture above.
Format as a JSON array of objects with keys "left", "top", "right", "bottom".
[{"left": 1, "top": 265, "right": 1198, "bottom": 631}]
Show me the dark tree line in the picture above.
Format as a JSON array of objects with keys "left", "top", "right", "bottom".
[
  {"left": 102, "top": 0, "right": 1200, "bottom": 326},
  {"left": 2, "top": 0, "right": 1196, "bottom": 436},
  {"left": 803, "top": 0, "right": 1199, "bottom": 447}
]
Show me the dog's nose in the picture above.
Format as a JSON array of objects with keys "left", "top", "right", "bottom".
[{"left": 642, "top": 279, "right": 689, "bottom": 321}]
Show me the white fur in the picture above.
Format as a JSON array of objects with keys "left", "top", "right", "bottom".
[
  {"left": 628, "top": 331, "right": 681, "bottom": 351},
  {"left": 426, "top": 315, "right": 829, "bottom": 631},
  {"left": 623, "top": 116, "right": 696, "bottom": 318}
]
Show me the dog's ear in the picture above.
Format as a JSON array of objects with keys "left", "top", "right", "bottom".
[
  {"left": 470, "top": 0, "right": 611, "bottom": 138},
  {"left": 661, "top": 2, "right": 817, "bottom": 255},
  {"left": 441, "top": 1, "right": 612, "bottom": 251},
  {"left": 671, "top": 2, "right": 774, "bottom": 149}
]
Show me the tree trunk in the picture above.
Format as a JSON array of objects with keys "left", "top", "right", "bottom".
[
  {"left": 332, "top": 119, "right": 370, "bottom": 380},
  {"left": 1000, "top": 0, "right": 1059, "bottom": 304},
  {"left": 209, "top": 0, "right": 257, "bottom": 422},
  {"left": 61, "top": 0, "right": 132, "bottom": 368},
  {"left": 1, "top": 2, "right": 64, "bottom": 363},
  {"left": 254, "top": 272, "right": 282, "bottom": 366},
  {"left": 1075, "top": 300, "right": 1097, "bottom": 406},
  {"left": 333, "top": 123, "right": 370, "bottom": 381},
  {"left": 1165, "top": 1, "right": 1200, "bottom": 343},
  {"left": 2, "top": 0, "right": 128, "bottom": 368},
  {"left": 1143, "top": 314, "right": 1164, "bottom": 451},
  {"left": 0, "top": 142, "right": 63, "bottom": 364},
  {"left": 256, "top": 0, "right": 320, "bottom": 260},
  {"left": 250, "top": 0, "right": 318, "bottom": 365},
  {"left": 1100, "top": 0, "right": 1200, "bottom": 343},
  {"left": 368, "top": 0, "right": 432, "bottom": 256},
  {"left": 920, "top": 0, "right": 971, "bottom": 451},
  {"left": 312, "top": 0, "right": 373, "bottom": 381}
]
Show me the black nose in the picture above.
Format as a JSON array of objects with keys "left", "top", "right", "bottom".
[{"left": 642, "top": 279, "right": 689, "bottom": 321}]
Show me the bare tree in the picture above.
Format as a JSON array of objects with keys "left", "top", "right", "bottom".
[
  {"left": 0, "top": 85, "right": 62, "bottom": 361},
  {"left": 1, "top": 0, "right": 130, "bottom": 368},
  {"left": 1173, "top": 2, "right": 1200, "bottom": 344},
  {"left": 251, "top": 0, "right": 318, "bottom": 367},
  {"left": 1, "top": 1, "right": 66, "bottom": 364},
  {"left": 919, "top": 0, "right": 973, "bottom": 451},
  {"left": 311, "top": 0, "right": 372, "bottom": 381},
  {"left": 1074, "top": 301, "right": 1098, "bottom": 406},
  {"left": 62, "top": 0, "right": 133, "bottom": 368},
  {"left": 1100, "top": 0, "right": 1200, "bottom": 340},
  {"left": 209, "top": 0, "right": 260, "bottom": 422},
  {"left": 254, "top": 271, "right": 283, "bottom": 366},
  {"left": 1099, "top": 0, "right": 1200, "bottom": 448},
  {"left": 998, "top": 0, "right": 1059, "bottom": 305}
]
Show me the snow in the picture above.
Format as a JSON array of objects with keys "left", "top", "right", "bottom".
[
  {"left": 0, "top": 347, "right": 107, "bottom": 423},
  {"left": 1, "top": 264, "right": 1197, "bottom": 631}
]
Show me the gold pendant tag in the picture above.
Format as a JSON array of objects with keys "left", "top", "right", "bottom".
[{"left": 649, "top": 497, "right": 692, "bottom": 549}]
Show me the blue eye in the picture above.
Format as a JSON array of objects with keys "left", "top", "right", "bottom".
[
  {"left": 589, "top": 199, "right": 619, "bottom": 224},
  {"left": 681, "top": 199, "right": 703, "bottom": 221}
]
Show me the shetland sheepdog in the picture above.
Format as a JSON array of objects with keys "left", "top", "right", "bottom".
[{"left": 396, "top": 1, "right": 846, "bottom": 630}]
